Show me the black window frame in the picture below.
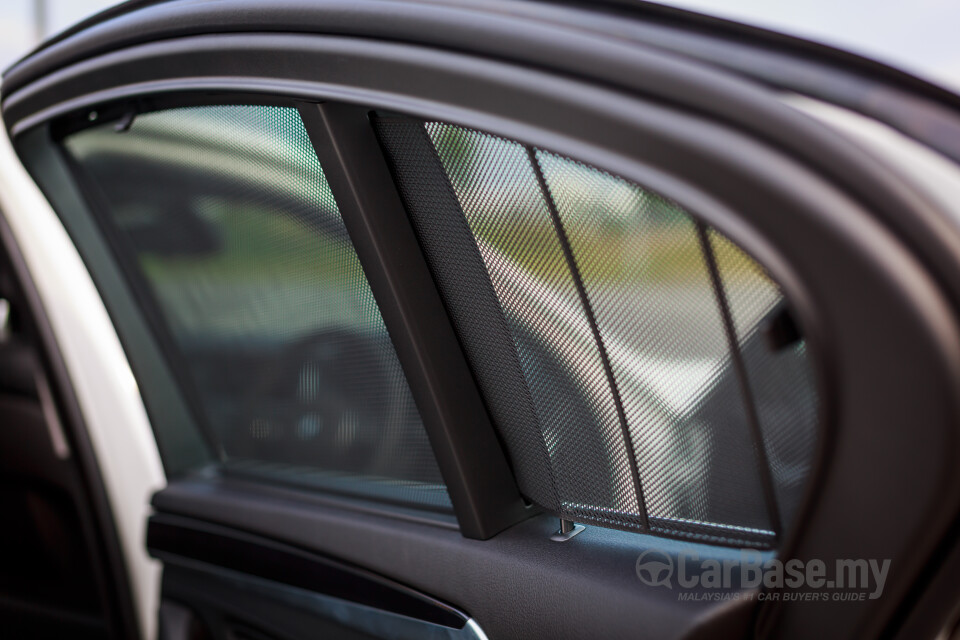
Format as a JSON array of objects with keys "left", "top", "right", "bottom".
[
  {"left": 0, "top": 63, "right": 843, "bottom": 549},
  {"left": 40, "top": 89, "right": 827, "bottom": 546}
]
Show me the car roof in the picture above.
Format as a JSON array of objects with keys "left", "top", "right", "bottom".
[
  {"left": 4, "top": 0, "right": 957, "bottom": 105},
  {"left": 5, "top": 0, "right": 960, "bottom": 166}
]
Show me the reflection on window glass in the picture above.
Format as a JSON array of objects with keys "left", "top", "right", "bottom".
[{"left": 63, "top": 105, "right": 450, "bottom": 510}]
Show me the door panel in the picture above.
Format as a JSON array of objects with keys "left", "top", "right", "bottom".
[
  {"left": 149, "top": 515, "right": 479, "bottom": 640},
  {"left": 149, "top": 477, "right": 751, "bottom": 640}
]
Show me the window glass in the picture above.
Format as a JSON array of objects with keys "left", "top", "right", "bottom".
[
  {"left": 375, "top": 118, "right": 818, "bottom": 545},
  {"left": 534, "top": 150, "right": 773, "bottom": 539},
  {"left": 62, "top": 105, "right": 450, "bottom": 511},
  {"left": 710, "top": 231, "right": 818, "bottom": 531}
]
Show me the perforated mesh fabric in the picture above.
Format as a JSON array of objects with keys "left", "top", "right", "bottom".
[
  {"left": 536, "top": 151, "right": 773, "bottom": 539},
  {"left": 63, "top": 105, "right": 450, "bottom": 510},
  {"left": 428, "top": 125, "right": 644, "bottom": 528},
  {"left": 710, "top": 231, "right": 819, "bottom": 531},
  {"left": 375, "top": 117, "right": 819, "bottom": 545}
]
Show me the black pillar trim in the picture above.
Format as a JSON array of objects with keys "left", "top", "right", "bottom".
[{"left": 296, "top": 101, "right": 528, "bottom": 539}]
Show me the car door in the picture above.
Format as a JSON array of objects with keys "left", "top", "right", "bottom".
[{"left": 4, "top": 2, "right": 960, "bottom": 640}]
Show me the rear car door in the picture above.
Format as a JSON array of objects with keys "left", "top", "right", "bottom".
[{"left": 5, "top": 2, "right": 960, "bottom": 639}]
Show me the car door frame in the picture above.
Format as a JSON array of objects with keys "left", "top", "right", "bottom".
[{"left": 5, "top": 2, "right": 960, "bottom": 639}]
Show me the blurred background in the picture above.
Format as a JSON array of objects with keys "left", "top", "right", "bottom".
[
  {"left": 1, "top": 0, "right": 960, "bottom": 93},
  {"left": 0, "top": 0, "right": 115, "bottom": 70}
]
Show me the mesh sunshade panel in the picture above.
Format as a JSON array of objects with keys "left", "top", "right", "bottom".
[
  {"left": 710, "top": 232, "right": 819, "bottom": 531},
  {"left": 376, "top": 117, "right": 819, "bottom": 544},
  {"left": 421, "top": 122, "right": 644, "bottom": 527},
  {"left": 63, "top": 105, "right": 450, "bottom": 510},
  {"left": 536, "top": 151, "right": 773, "bottom": 540}
]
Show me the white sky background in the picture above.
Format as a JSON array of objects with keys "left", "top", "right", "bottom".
[
  {"left": 0, "top": 0, "right": 117, "bottom": 72},
  {"left": 655, "top": 0, "right": 960, "bottom": 93},
  {"left": 1, "top": 0, "right": 960, "bottom": 93}
]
